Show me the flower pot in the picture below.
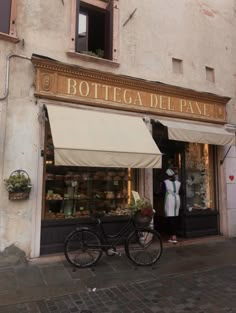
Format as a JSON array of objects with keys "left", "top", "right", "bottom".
[
  {"left": 134, "top": 212, "right": 152, "bottom": 227},
  {"left": 9, "top": 191, "right": 30, "bottom": 200},
  {"left": 5, "top": 170, "right": 32, "bottom": 200}
]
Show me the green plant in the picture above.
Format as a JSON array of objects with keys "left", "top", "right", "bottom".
[
  {"left": 128, "top": 198, "right": 153, "bottom": 217},
  {"left": 80, "top": 49, "right": 104, "bottom": 58},
  {"left": 4, "top": 171, "right": 32, "bottom": 193}
]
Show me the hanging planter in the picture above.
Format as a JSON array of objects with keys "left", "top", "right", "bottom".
[{"left": 4, "top": 170, "right": 32, "bottom": 200}]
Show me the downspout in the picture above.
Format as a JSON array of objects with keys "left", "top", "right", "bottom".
[
  {"left": 0, "top": 53, "right": 31, "bottom": 177},
  {"left": 0, "top": 53, "right": 31, "bottom": 100}
]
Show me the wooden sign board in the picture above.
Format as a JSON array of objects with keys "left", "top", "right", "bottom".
[{"left": 32, "top": 56, "right": 229, "bottom": 123}]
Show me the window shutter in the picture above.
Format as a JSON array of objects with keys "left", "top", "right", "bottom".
[
  {"left": 105, "top": 0, "right": 113, "bottom": 60},
  {"left": 75, "top": 0, "right": 80, "bottom": 52},
  {"left": 0, "top": 0, "right": 12, "bottom": 34}
]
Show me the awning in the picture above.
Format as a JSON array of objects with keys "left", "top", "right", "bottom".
[
  {"left": 46, "top": 105, "right": 162, "bottom": 168},
  {"left": 157, "top": 118, "right": 235, "bottom": 145}
]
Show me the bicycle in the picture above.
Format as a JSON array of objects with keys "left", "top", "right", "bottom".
[{"left": 64, "top": 215, "right": 163, "bottom": 268}]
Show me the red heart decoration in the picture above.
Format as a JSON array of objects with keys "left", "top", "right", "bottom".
[{"left": 229, "top": 175, "right": 234, "bottom": 181}]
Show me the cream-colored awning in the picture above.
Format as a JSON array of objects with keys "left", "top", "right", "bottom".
[
  {"left": 46, "top": 105, "right": 162, "bottom": 168},
  {"left": 157, "top": 118, "right": 235, "bottom": 145}
]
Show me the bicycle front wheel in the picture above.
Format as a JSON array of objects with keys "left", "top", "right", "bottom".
[
  {"left": 125, "top": 228, "right": 163, "bottom": 266},
  {"left": 64, "top": 229, "right": 103, "bottom": 268}
]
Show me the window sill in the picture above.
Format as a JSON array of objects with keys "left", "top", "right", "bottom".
[
  {"left": 67, "top": 51, "right": 120, "bottom": 68},
  {"left": 0, "top": 32, "right": 20, "bottom": 43}
]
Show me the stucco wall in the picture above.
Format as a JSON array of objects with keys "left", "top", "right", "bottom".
[
  {"left": 21, "top": 1, "right": 236, "bottom": 121},
  {"left": 0, "top": 0, "right": 236, "bottom": 256},
  {"left": 12, "top": 0, "right": 236, "bottom": 96},
  {"left": 0, "top": 57, "right": 42, "bottom": 255},
  {"left": 224, "top": 146, "right": 236, "bottom": 237}
]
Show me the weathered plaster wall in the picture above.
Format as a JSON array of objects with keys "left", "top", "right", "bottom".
[
  {"left": 8, "top": 0, "right": 236, "bottom": 107},
  {"left": 118, "top": 0, "right": 236, "bottom": 119},
  {"left": 18, "top": 0, "right": 236, "bottom": 120},
  {"left": 224, "top": 146, "right": 236, "bottom": 237},
  {"left": 0, "top": 0, "right": 236, "bottom": 256},
  {"left": 0, "top": 54, "right": 42, "bottom": 255},
  {"left": 13, "top": 0, "right": 236, "bottom": 96}
]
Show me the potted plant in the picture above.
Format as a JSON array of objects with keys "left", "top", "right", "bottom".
[
  {"left": 4, "top": 170, "right": 32, "bottom": 200},
  {"left": 128, "top": 197, "right": 154, "bottom": 226}
]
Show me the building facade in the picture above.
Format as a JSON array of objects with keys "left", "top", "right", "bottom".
[{"left": 0, "top": 0, "right": 236, "bottom": 258}]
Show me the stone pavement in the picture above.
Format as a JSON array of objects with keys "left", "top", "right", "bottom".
[{"left": 0, "top": 236, "right": 235, "bottom": 313}]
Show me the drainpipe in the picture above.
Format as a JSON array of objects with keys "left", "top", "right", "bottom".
[
  {"left": 0, "top": 53, "right": 31, "bottom": 100},
  {"left": 0, "top": 53, "right": 31, "bottom": 174}
]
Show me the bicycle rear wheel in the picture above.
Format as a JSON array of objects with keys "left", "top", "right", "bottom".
[
  {"left": 64, "top": 229, "right": 103, "bottom": 268},
  {"left": 125, "top": 228, "right": 163, "bottom": 266}
]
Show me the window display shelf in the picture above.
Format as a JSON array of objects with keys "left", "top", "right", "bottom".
[
  {"left": 45, "top": 197, "right": 128, "bottom": 201},
  {"left": 43, "top": 166, "right": 134, "bottom": 220}
]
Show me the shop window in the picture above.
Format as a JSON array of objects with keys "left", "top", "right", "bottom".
[
  {"left": 43, "top": 122, "right": 137, "bottom": 220},
  {"left": 0, "top": 0, "right": 18, "bottom": 42},
  {"left": 185, "top": 143, "right": 216, "bottom": 213},
  {"left": 70, "top": 0, "right": 119, "bottom": 62}
]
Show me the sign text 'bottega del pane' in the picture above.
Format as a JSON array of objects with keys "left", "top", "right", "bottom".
[
  {"left": 33, "top": 57, "right": 228, "bottom": 123},
  {"left": 65, "top": 77, "right": 225, "bottom": 121}
]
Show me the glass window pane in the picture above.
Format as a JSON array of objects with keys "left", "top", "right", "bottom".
[
  {"left": 0, "top": 0, "right": 11, "bottom": 34},
  {"left": 78, "top": 13, "right": 87, "bottom": 36},
  {"left": 185, "top": 143, "right": 215, "bottom": 212}
]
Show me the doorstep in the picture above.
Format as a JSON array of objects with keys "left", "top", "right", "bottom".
[
  {"left": 163, "top": 234, "right": 227, "bottom": 248},
  {"left": 29, "top": 235, "right": 227, "bottom": 264}
]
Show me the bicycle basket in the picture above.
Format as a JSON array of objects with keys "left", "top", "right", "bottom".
[{"left": 134, "top": 212, "right": 152, "bottom": 227}]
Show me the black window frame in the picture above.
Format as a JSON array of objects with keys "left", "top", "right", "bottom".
[
  {"left": 76, "top": 0, "right": 114, "bottom": 60},
  {"left": 0, "top": 0, "right": 12, "bottom": 34}
]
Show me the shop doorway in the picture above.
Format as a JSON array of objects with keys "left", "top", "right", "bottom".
[
  {"left": 152, "top": 122, "right": 185, "bottom": 237},
  {"left": 152, "top": 121, "right": 219, "bottom": 239}
]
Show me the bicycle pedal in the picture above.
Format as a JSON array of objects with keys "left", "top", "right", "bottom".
[
  {"left": 113, "top": 251, "right": 122, "bottom": 256},
  {"left": 107, "top": 249, "right": 121, "bottom": 256}
]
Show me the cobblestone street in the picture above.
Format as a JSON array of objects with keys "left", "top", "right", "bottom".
[
  {"left": 0, "top": 265, "right": 235, "bottom": 313},
  {"left": 0, "top": 238, "right": 235, "bottom": 313}
]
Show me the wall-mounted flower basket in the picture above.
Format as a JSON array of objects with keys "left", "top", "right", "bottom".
[
  {"left": 8, "top": 191, "right": 30, "bottom": 200},
  {"left": 4, "top": 170, "right": 32, "bottom": 201}
]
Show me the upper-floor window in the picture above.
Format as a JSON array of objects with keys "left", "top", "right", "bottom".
[
  {"left": 205, "top": 66, "right": 215, "bottom": 83},
  {"left": 172, "top": 58, "right": 183, "bottom": 74},
  {"left": 0, "top": 0, "right": 18, "bottom": 42},
  {"left": 72, "top": 0, "right": 118, "bottom": 62}
]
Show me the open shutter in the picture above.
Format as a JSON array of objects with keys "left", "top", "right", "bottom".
[
  {"left": 76, "top": 0, "right": 89, "bottom": 52},
  {"left": 0, "top": 0, "right": 12, "bottom": 34},
  {"left": 105, "top": 0, "right": 113, "bottom": 60},
  {"left": 78, "top": 11, "right": 89, "bottom": 52},
  {"left": 75, "top": 0, "right": 80, "bottom": 52}
]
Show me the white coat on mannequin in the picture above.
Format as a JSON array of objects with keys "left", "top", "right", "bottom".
[{"left": 164, "top": 178, "right": 181, "bottom": 217}]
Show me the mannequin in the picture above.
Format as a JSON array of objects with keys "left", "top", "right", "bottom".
[{"left": 162, "top": 168, "right": 181, "bottom": 243}]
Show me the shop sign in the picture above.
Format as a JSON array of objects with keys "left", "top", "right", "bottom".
[
  {"left": 65, "top": 78, "right": 225, "bottom": 122},
  {"left": 33, "top": 57, "right": 228, "bottom": 123}
]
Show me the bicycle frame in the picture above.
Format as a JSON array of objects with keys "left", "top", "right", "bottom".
[
  {"left": 65, "top": 216, "right": 163, "bottom": 268},
  {"left": 84, "top": 216, "right": 138, "bottom": 251}
]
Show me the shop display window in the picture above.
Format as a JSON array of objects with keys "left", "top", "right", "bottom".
[
  {"left": 43, "top": 126, "right": 137, "bottom": 220},
  {"left": 185, "top": 143, "right": 216, "bottom": 213}
]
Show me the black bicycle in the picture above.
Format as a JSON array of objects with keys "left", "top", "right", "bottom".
[{"left": 64, "top": 216, "right": 163, "bottom": 268}]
